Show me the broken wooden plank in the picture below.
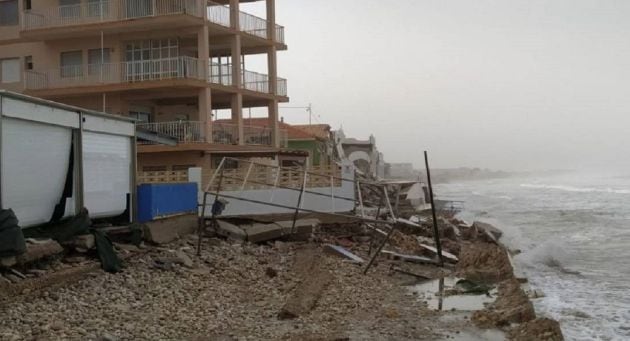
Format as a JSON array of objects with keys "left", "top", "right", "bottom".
[
  {"left": 323, "top": 244, "right": 364, "bottom": 264},
  {"left": 418, "top": 243, "right": 459, "bottom": 263},
  {"left": 381, "top": 250, "right": 438, "bottom": 265}
]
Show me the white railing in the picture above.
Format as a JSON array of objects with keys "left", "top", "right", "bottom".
[
  {"left": 208, "top": 62, "right": 232, "bottom": 86},
  {"left": 25, "top": 56, "right": 203, "bottom": 90},
  {"left": 137, "top": 121, "right": 204, "bottom": 143},
  {"left": 242, "top": 70, "right": 269, "bottom": 93},
  {"left": 275, "top": 24, "right": 285, "bottom": 44},
  {"left": 212, "top": 122, "right": 286, "bottom": 146},
  {"left": 239, "top": 11, "right": 267, "bottom": 39},
  {"left": 22, "top": 0, "right": 203, "bottom": 30},
  {"left": 206, "top": 1, "right": 230, "bottom": 27},
  {"left": 277, "top": 77, "right": 287, "bottom": 96}
]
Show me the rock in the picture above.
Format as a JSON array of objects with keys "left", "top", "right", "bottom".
[
  {"left": 176, "top": 250, "right": 194, "bottom": 268},
  {"left": 26, "top": 269, "right": 47, "bottom": 277},
  {"left": 0, "top": 256, "right": 17, "bottom": 268},
  {"left": 472, "top": 221, "right": 503, "bottom": 243},
  {"left": 265, "top": 267, "right": 278, "bottom": 278},
  {"left": 71, "top": 234, "right": 96, "bottom": 251},
  {"left": 98, "top": 333, "right": 118, "bottom": 341},
  {"left": 0, "top": 275, "right": 12, "bottom": 284},
  {"left": 16, "top": 239, "right": 63, "bottom": 265}
]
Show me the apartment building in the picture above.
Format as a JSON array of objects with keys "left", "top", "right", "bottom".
[{"left": 0, "top": 0, "right": 296, "bottom": 173}]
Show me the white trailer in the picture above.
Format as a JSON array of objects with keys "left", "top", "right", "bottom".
[{"left": 0, "top": 91, "right": 136, "bottom": 228}]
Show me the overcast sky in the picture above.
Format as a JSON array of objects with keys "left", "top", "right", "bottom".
[{"left": 243, "top": 0, "right": 630, "bottom": 171}]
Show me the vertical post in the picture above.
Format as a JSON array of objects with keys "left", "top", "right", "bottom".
[
  {"left": 198, "top": 167, "right": 224, "bottom": 256},
  {"left": 330, "top": 175, "right": 335, "bottom": 212},
  {"left": 355, "top": 172, "right": 366, "bottom": 217},
  {"left": 290, "top": 166, "right": 307, "bottom": 234},
  {"left": 394, "top": 184, "right": 401, "bottom": 217},
  {"left": 240, "top": 161, "right": 254, "bottom": 191},
  {"left": 424, "top": 151, "right": 443, "bottom": 266}
]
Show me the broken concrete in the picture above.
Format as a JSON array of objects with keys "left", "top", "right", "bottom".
[
  {"left": 143, "top": 214, "right": 197, "bottom": 244},
  {"left": 215, "top": 220, "right": 247, "bottom": 241},
  {"left": 16, "top": 240, "right": 63, "bottom": 265},
  {"left": 381, "top": 250, "right": 436, "bottom": 265},
  {"left": 473, "top": 221, "right": 503, "bottom": 241},
  {"left": 65, "top": 234, "right": 95, "bottom": 253},
  {"left": 244, "top": 219, "right": 318, "bottom": 244},
  {"left": 278, "top": 248, "right": 331, "bottom": 319},
  {"left": 323, "top": 244, "right": 364, "bottom": 263}
]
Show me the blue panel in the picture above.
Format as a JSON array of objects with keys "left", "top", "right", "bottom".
[{"left": 137, "top": 183, "right": 198, "bottom": 222}]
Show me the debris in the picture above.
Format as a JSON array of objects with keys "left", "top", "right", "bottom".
[
  {"left": 381, "top": 250, "right": 437, "bottom": 265},
  {"left": 472, "top": 278, "right": 536, "bottom": 328},
  {"left": 278, "top": 248, "right": 331, "bottom": 319},
  {"left": 143, "top": 214, "right": 197, "bottom": 244},
  {"left": 245, "top": 219, "right": 316, "bottom": 244},
  {"left": 507, "top": 318, "right": 564, "bottom": 341},
  {"left": 322, "top": 244, "right": 364, "bottom": 263},
  {"left": 16, "top": 239, "right": 63, "bottom": 265},
  {"left": 389, "top": 265, "right": 430, "bottom": 279},
  {"left": 4, "top": 273, "right": 21, "bottom": 283},
  {"left": 0, "top": 256, "right": 17, "bottom": 268},
  {"left": 472, "top": 221, "right": 503, "bottom": 241},
  {"left": 67, "top": 234, "right": 95, "bottom": 252},
  {"left": 456, "top": 241, "right": 514, "bottom": 283},
  {"left": 246, "top": 223, "right": 286, "bottom": 243},
  {"left": 216, "top": 220, "right": 247, "bottom": 241}
]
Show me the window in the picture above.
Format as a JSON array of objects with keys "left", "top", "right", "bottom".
[
  {"left": 60, "top": 50, "right": 83, "bottom": 78},
  {"left": 88, "top": 48, "right": 111, "bottom": 75},
  {"left": 211, "top": 157, "right": 238, "bottom": 169},
  {"left": 0, "top": 58, "right": 20, "bottom": 83},
  {"left": 129, "top": 111, "right": 151, "bottom": 123},
  {"left": 24, "top": 56, "right": 33, "bottom": 70},
  {"left": 24, "top": 0, "right": 31, "bottom": 10},
  {"left": 0, "top": 0, "right": 18, "bottom": 26}
]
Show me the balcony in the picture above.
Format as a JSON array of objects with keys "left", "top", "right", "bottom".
[
  {"left": 22, "top": 0, "right": 285, "bottom": 44},
  {"left": 24, "top": 57, "right": 287, "bottom": 97},
  {"left": 206, "top": 1, "right": 285, "bottom": 44},
  {"left": 137, "top": 120, "right": 288, "bottom": 147},
  {"left": 22, "top": 0, "right": 204, "bottom": 30}
]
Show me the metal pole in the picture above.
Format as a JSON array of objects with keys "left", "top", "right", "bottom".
[
  {"left": 290, "top": 166, "right": 307, "bottom": 234},
  {"left": 363, "top": 223, "right": 396, "bottom": 274},
  {"left": 197, "top": 167, "right": 224, "bottom": 256},
  {"left": 424, "top": 151, "right": 443, "bottom": 266}
]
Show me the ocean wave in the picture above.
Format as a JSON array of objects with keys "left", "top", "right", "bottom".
[{"left": 520, "top": 183, "right": 630, "bottom": 194}]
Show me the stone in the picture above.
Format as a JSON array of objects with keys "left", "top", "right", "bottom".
[
  {"left": 72, "top": 234, "right": 96, "bottom": 251},
  {"left": 472, "top": 221, "right": 503, "bottom": 243},
  {"left": 245, "top": 223, "right": 285, "bottom": 244},
  {"left": 245, "top": 219, "right": 317, "bottom": 244},
  {"left": 216, "top": 220, "right": 247, "bottom": 241},
  {"left": 4, "top": 274, "right": 21, "bottom": 283},
  {"left": 0, "top": 256, "right": 17, "bottom": 268},
  {"left": 176, "top": 250, "right": 194, "bottom": 268}
]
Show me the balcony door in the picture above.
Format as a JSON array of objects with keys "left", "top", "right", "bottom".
[{"left": 124, "top": 39, "right": 179, "bottom": 82}]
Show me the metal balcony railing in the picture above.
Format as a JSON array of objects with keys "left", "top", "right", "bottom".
[
  {"left": 208, "top": 62, "right": 287, "bottom": 96},
  {"left": 22, "top": 0, "right": 203, "bottom": 30},
  {"left": 206, "top": 1, "right": 230, "bottom": 27},
  {"left": 137, "top": 121, "right": 204, "bottom": 144},
  {"left": 213, "top": 122, "right": 287, "bottom": 146},
  {"left": 24, "top": 56, "right": 204, "bottom": 90},
  {"left": 205, "top": 1, "right": 284, "bottom": 43}
]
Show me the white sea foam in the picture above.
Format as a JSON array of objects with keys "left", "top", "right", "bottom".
[{"left": 520, "top": 183, "right": 630, "bottom": 194}]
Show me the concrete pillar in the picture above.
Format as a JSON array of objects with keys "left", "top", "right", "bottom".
[
  {"left": 267, "top": 46, "right": 278, "bottom": 95},
  {"left": 232, "top": 94, "right": 244, "bottom": 145},
  {"left": 268, "top": 99, "right": 280, "bottom": 148},
  {"left": 199, "top": 88, "right": 212, "bottom": 143},
  {"left": 197, "top": 25, "right": 212, "bottom": 143},
  {"left": 266, "top": 0, "right": 276, "bottom": 41},
  {"left": 229, "top": 0, "right": 240, "bottom": 30}
]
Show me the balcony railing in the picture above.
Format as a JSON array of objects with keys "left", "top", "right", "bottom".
[
  {"left": 23, "top": 0, "right": 203, "bottom": 30},
  {"left": 137, "top": 120, "right": 286, "bottom": 146},
  {"left": 137, "top": 121, "right": 204, "bottom": 144},
  {"left": 25, "top": 56, "right": 204, "bottom": 90},
  {"left": 206, "top": 1, "right": 285, "bottom": 43},
  {"left": 24, "top": 56, "right": 286, "bottom": 96}
]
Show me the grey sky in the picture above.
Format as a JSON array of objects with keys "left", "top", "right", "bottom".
[{"left": 245, "top": 0, "right": 630, "bottom": 171}]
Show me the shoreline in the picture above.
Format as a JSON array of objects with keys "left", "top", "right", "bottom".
[{"left": 0, "top": 213, "right": 564, "bottom": 340}]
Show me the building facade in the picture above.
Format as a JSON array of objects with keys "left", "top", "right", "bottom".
[{"left": 0, "top": 0, "right": 289, "bottom": 173}]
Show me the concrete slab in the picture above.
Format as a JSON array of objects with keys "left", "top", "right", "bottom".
[
  {"left": 381, "top": 250, "right": 437, "bottom": 265},
  {"left": 323, "top": 244, "right": 364, "bottom": 263},
  {"left": 16, "top": 239, "right": 63, "bottom": 265},
  {"left": 216, "top": 220, "right": 247, "bottom": 241},
  {"left": 143, "top": 214, "right": 197, "bottom": 244}
]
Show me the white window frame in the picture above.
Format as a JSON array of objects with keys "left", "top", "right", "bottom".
[{"left": 0, "top": 58, "right": 21, "bottom": 83}]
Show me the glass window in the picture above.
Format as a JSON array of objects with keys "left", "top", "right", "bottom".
[
  {"left": 0, "top": 58, "right": 20, "bottom": 83},
  {"left": 0, "top": 0, "right": 18, "bottom": 26},
  {"left": 129, "top": 111, "right": 151, "bottom": 123},
  {"left": 24, "top": 56, "right": 33, "bottom": 70},
  {"left": 60, "top": 50, "right": 83, "bottom": 78}
]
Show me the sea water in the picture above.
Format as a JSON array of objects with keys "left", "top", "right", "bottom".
[{"left": 435, "top": 171, "right": 630, "bottom": 341}]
